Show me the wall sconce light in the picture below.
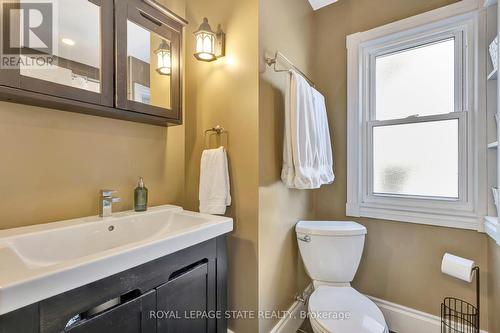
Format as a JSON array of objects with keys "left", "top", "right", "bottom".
[
  {"left": 155, "top": 39, "right": 171, "bottom": 75},
  {"left": 194, "top": 18, "right": 225, "bottom": 62}
]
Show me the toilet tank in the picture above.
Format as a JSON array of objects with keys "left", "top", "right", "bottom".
[{"left": 296, "top": 221, "right": 367, "bottom": 284}]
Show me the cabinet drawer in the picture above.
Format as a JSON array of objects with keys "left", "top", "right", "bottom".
[{"left": 65, "top": 290, "right": 156, "bottom": 333}]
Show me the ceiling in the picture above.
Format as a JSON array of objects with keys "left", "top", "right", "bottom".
[{"left": 307, "top": 0, "right": 339, "bottom": 10}]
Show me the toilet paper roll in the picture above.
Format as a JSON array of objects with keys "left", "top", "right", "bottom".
[{"left": 441, "top": 253, "right": 475, "bottom": 283}]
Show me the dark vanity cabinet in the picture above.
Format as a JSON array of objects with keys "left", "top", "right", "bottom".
[
  {"left": 0, "top": 0, "right": 186, "bottom": 126},
  {"left": 0, "top": 236, "right": 228, "bottom": 333}
]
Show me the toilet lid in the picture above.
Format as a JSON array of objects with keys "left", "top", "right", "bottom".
[{"left": 308, "top": 286, "right": 386, "bottom": 333}]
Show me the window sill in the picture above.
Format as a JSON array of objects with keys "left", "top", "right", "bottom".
[
  {"left": 346, "top": 204, "right": 481, "bottom": 230},
  {"left": 485, "top": 216, "right": 500, "bottom": 245}
]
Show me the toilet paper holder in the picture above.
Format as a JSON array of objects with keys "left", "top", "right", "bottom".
[{"left": 441, "top": 266, "right": 480, "bottom": 333}]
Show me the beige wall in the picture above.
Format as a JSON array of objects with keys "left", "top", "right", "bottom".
[
  {"left": 311, "top": 0, "right": 491, "bottom": 328},
  {"left": 258, "top": 0, "right": 315, "bottom": 331},
  {"left": 184, "top": 0, "right": 259, "bottom": 332},
  {"left": 0, "top": 103, "right": 184, "bottom": 229},
  {"left": 0, "top": 0, "right": 185, "bottom": 230},
  {"left": 488, "top": 239, "right": 500, "bottom": 333}
]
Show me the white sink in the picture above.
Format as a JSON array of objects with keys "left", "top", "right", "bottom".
[{"left": 0, "top": 205, "right": 233, "bottom": 315}]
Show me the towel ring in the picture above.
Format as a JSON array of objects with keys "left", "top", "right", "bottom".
[{"left": 204, "top": 125, "right": 228, "bottom": 149}]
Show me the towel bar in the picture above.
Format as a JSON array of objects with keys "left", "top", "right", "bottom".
[
  {"left": 265, "top": 51, "right": 315, "bottom": 87},
  {"left": 204, "top": 125, "right": 228, "bottom": 149}
]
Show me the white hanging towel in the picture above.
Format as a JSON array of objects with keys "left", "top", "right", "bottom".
[
  {"left": 282, "top": 70, "right": 334, "bottom": 189},
  {"left": 199, "top": 146, "right": 231, "bottom": 214}
]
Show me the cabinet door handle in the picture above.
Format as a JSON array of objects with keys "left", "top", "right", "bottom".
[
  {"left": 139, "top": 11, "right": 162, "bottom": 26},
  {"left": 298, "top": 235, "right": 311, "bottom": 243},
  {"left": 169, "top": 259, "right": 208, "bottom": 282},
  {"left": 81, "top": 290, "right": 141, "bottom": 319}
]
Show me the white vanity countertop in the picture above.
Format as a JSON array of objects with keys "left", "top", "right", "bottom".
[{"left": 0, "top": 205, "right": 233, "bottom": 315}]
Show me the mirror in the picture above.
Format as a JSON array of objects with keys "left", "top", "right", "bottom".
[
  {"left": 126, "top": 20, "right": 172, "bottom": 110},
  {"left": 19, "top": 0, "right": 102, "bottom": 93}
]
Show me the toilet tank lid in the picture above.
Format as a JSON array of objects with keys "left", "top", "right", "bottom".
[{"left": 296, "top": 221, "right": 367, "bottom": 236}]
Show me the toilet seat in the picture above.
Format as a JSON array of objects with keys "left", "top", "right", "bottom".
[{"left": 308, "top": 286, "right": 388, "bottom": 333}]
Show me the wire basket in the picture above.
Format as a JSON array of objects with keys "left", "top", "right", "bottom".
[{"left": 441, "top": 297, "right": 479, "bottom": 333}]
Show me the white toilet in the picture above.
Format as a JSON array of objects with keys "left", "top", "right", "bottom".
[{"left": 296, "top": 221, "right": 388, "bottom": 333}]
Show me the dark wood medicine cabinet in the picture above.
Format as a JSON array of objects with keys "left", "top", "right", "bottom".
[{"left": 0, "top": 0, "right": 186, "bottom": 126}]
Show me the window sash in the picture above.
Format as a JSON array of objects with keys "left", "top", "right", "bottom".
[
  {"left": 368, "top": 29, "right": 466, "bottom": 122},
  {"left": 362, "top": 26, "right": 468, "bottom": 205},
  {"left": 365, "top": 112, "right": 467, "bottom": 203}
]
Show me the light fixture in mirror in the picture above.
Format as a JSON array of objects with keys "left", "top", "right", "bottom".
[
  {"left": 155, "top": 40, "right": 171, "bottom": 75},
  {"left": 126, "top": 20, "right": 172, "bottom": 110},
  {"left": 194, "top": 18, "right": 225, "bottom": 62},
  {"left": 61, "top": 38, "right": 75, "bottom": 46}
]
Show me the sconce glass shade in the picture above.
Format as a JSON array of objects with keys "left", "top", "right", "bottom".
[
  {"left": 155, "top": 40, "right": 171, "bottom": 75},
  {"left": 194, "top": 18, "right": 217, "bottom": 62}
]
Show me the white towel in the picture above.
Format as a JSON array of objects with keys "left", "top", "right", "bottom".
[
  {"left": 199, "top": 146, "right": 231, "bottom": 214},
  {"left": 282, "top": 70, "right": 334, "bottom": 189}
]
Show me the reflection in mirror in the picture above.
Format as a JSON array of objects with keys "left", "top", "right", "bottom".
[
  {"left": 127, "top": 20, "right": 172, "bottom": 110},
  {"left": 19, "top": 0, "right": 102, "bottom": 93}
]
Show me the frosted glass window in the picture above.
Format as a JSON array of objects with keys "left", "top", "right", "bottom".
[
  {"left": 373, "top": 120, "right": 458, "bottom": 198},
  {"left": 375, "top": 39, "right": 455, "bottom": 120},
  {"left": 346, "top": 13, "right": 477, "bottom": 227}
]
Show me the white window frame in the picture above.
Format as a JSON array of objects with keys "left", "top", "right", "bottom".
[{"left": 346, "top": 0, "right": 486, "bottom": 230}]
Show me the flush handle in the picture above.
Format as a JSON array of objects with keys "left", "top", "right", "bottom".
[{"left": 298, "top": 235, "right": 311, "bottom": 243}]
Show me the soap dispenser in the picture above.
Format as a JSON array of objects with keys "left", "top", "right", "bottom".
[{"left": 134, "top": 177, "right": 148, "bottom": 212}]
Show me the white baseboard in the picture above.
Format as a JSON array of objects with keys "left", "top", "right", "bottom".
[
  {"left": 263, "top": 288, "right": 488, "bottom": 333},
  {"left": 270, "top": 284, "right": 314, "bottom": 333},
  {"left": 227, "top": 330, "right": 236, "bottom": 333},
  {"left": 368, "top": 295, "right": 488, "bottom": 333}
]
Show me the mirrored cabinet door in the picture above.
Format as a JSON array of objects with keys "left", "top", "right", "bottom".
[
  {"left": 9, "top": 0, "right": 114, "bottom": 106},
  {"left": 115, "top": 0, "right": 182, "bottom": 120}
]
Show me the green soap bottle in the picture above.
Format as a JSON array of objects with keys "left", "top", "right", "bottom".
[{"left": 134, "top": 177, "right": 148, "bottom": 212}]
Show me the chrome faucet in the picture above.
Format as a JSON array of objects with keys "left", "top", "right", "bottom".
[{"left": 99, "top": 190, "right": 121, "bottom": 217}]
